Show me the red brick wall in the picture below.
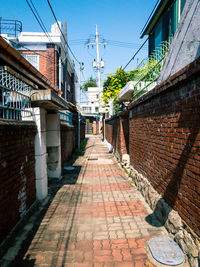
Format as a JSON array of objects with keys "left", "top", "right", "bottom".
[
  {"left": 0, "top": 123, "right": 37, "bottom": 244},
  {"left": 105, "top": 111, "right": 129, "bottom": 160},
  {"left": 129, "top": 58, "right": 200, "bottom": 236},
  {"left": 20, "top": 47, "right": 59, "bottom": 87},
  {"left": 61, "top": 124, "right": 76, "bottom": 166}
]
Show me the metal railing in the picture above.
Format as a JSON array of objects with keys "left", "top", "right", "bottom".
[
  {"left": 59, "top": 111, "right": 86, "bottom": 125},
  {"left": 0, "top": 18, "right": 22, "bottom": 37},
  {"left": 59, "top": 110, "right": 73, "bottom": 125},
  {"left": 132, "top": 41, "right": 170, "bottom": 100},
  {"left": 0, "top": 67, "right": 33, "bottom": 120}
]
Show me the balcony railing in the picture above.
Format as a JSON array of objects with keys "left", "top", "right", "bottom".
[
  {"left": 132, "top": 41, "right": 170, "bottom": 100},
  {"left": 0, "top": 18, "right": 22, "bottom": 37},
  {"left": 0, "top": 66, "right": 33, "bottom": 120},
  {"left": 59, "top": 110, "right": 73, "bottom": 125}
]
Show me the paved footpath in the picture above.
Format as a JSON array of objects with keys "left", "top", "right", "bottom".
[{"left": 2, "top": 136, "right": 186, "bottom": 267}]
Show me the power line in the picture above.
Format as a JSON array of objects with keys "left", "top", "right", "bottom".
[
  {"left": 29, "top": 0, "right": 51, "bottom": 39},
  {"left": 26, "top": 0, "right": 69, "bottom": 63},
  {"left": 140, "top": 0, "right": 161, "bottom": 36},
  {"left": 123, "top": 38, "right": 148, "bottom": 70},
  {"left": 25, "top": 0, "right": 53, "bottom": 44},
  {"left": 46, "top": 0, "right": 81, "bottom": 64}
]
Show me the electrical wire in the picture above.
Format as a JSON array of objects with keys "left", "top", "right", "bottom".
[
  {"left": 123, "top": 38, "right": 148, "bottom": 70},
  {"left": 25, "top": 0, "right": 53, "bottom": 44},
  {"left": 29, "top": 0, "right": 52, "bottom": 42},
  {"left": 24, "top": 0, "right": 75, "bottom": 66},
  {"left": 26, "top": 0, "right": 71, "bottom": 65},
  {"left": 140, "top": 0, "right": 161, "bottom": 35},
  {"left": 46, "top": 0, "right": 81, "bottom": 64}
]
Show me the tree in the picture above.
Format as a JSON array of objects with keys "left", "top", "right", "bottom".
[{"left": 81, "top": 77, "right": 97, "bottom": 92}]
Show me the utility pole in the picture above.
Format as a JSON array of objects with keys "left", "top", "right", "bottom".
[
  {"left": 78, "top": 62, "right": 84, "bottom": 150},
  {"left": 87, "top": 25, "right": 106, "bottom": 92},
  {"left": 64, "top": 21, "right": 68, "bottom": 100},
  {"left": 95, "top": 25, "right": 101, "bottom": 91}
]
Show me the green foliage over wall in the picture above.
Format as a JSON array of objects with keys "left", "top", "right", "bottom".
[
  {"left": 81, "top": 77, "right": 97, "bottom": 91},
  {"left": 101, "top": 41, "right": 170, "bottom": 112}
]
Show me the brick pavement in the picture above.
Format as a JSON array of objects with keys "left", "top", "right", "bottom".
[{"left": 3, "top": 136, "right": 180, "bottom": 266}]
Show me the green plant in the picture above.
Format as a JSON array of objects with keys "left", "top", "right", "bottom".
[
  {"left": 101, "top": 41, "right": 170, "bottom": 110},
  {"left": 101, "top": 67, "right": 137, "bottom": 113},
  {"left": 81, "top": 77, "right": 97, "bottom": 92},
  {"left": 75, "top": 139, "right": 87, "bottom": 154}
]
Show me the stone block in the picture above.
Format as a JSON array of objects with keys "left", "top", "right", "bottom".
[
  {"left": 35, "top": 153, "right": 47, "bottom": 179},
  {"left": 46, "top": 114, "right": 60, "bottom": 131},
  {"left": 36, "top": 175, "right": 48, "bottom": 200},
  {"left": 33, "top": 107, "right": 46, "bottom": 133},
  {"left": 35, "top": 131, "right": 47, "bottom": 156},
  {"left": 46, "top": 131, "right": 60, "bottom": 147}
]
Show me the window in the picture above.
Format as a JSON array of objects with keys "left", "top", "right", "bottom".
[
  {"left": 95, "top": 107, "right": 99, "bottom": 113},
  {"left": 170, "top": 0, "right": 179, "bottom": 37},
  {"left": 23, "top": 54, "right": 39, "bottom": 70},
  {"left": 82, "top": 106, "right": 91, "bottom": 113},
  {"left": 149, "top": 0, "right": 182, "bottom": 56},
  {"left": 180, "top": 0, "right": 186, "bottom": 14},
  {"left": 154, "top": 19, "right": 162, "bottom": 50}
]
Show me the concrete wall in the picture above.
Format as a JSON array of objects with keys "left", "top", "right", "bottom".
[
  {"left": 0, "top": 122, "right": 37, "bottom": 244},
  {"left": 158, "top": 0, "right": 200, "bottom": 83},
  {"left": 46, "top": 113, "right": 62, "bottom": 179}
]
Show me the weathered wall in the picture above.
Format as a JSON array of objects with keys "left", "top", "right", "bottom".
[
  {"left": 61, "top": 124, "right": 76, "bottom": 165},
  {"left": 61, "top": 119, "right": 85, "bottom": 166},
  {"left": 105, "top": 111, "right": 129, "bottom": 160},
  {"left": 0, "top": 122, "right": 37, "bottom": 244},
  {"left": 129, "top": 57, "right": 200, "bottom": 238},
  {"left": 158, "top": 0, "right": 200, "bottom": 83}
]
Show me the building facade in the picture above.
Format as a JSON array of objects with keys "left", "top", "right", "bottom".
[
  {"left": 4, "top": 22, "right": 77, "bottom": 104},
  {"left": 141, "top": 0, "right": 186, "bottom": 55}
]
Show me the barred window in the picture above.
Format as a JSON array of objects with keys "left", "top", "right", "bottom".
[{"left": 23, "top": 54, "right": 39, "bottom": 70}]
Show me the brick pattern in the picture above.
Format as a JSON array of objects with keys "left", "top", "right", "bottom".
[
  {"left": 0, "top": 123, "right": 36, "bottom": 244},
  {"left": 73, "top": 183, "right": 134, "bottom": 193},
  {"left": 54, "top": 201, "right": 147, "bottom": 218},
  {"left": 10, "top": 136, "right": 170, "bottom": 267},
  {"left": 61, "top": 124, "right": 76, "bottom": 166},
  {"left": 129, "top": 63, "right": 200, "bottom": 236},
  {"left": 105, "top": 112, "right": 129, "bottom": 160},
  {"left": 20, "top": 48, "right": 59, "bottom": 87}
]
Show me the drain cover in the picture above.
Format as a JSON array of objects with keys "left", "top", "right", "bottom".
[{"left": 148, "top": 237, "right": 184, "bottom": 266}]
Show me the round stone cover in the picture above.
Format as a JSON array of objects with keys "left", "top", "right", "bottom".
[{"left": 148, "top": 237, "right": 184, "bottom": 265}]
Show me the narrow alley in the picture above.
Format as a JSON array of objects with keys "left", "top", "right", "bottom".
[{"left": 2, "top": 136, "right": 186, "bottom": 267}]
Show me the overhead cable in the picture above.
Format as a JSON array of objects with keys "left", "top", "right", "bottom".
[
  {"left": 46, "top": 0, "right": 81, "bottom": 64},
  {"left": 25, "top": 0, "right": 53, "bottom": 44},
  {"left": 123, "top": 38, "right": 148, "bottom": 70}
]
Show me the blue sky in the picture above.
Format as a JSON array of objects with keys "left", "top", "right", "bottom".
[{"left": 1, "top": 0, "right": 157, "bottom": 83}]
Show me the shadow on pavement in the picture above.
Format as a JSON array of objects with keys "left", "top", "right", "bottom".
[{"left": 8, "top": 138, "right": 89, "bottom": 267}]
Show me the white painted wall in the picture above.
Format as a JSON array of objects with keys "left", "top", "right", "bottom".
[
  {"left": 32, "top": 107, "right": 48, "bottom": 200},
  {"left": 46, "top": 114, "right": 62, "bottom": 179}
]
